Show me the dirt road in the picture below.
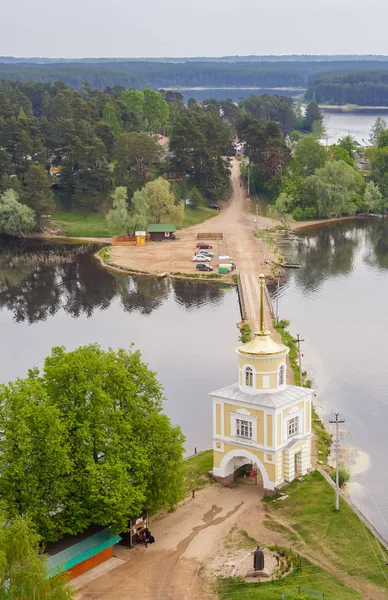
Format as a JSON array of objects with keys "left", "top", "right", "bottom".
[{"left": 75, "top": 484, "right": 280, "bottom": 600}]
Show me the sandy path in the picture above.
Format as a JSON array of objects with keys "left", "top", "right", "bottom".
[{"left": 75, "top": 484, "right": 276, "bottom": 600}]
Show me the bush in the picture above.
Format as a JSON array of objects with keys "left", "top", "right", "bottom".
[
  {"left": 239, "top": 323, "right": 252, "bottom": 343},
  {"left": 331, "top": 464, "right": 350, "bottom": 488}
]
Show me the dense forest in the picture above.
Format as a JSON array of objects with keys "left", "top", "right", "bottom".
[
  {"left": 2, "top": 72, "right": 388, "bottom": 235},
  {"left": 306, "top": 70, "right": 388, "bottom": 105},
  {"left": 3, "top": 60, "right": 388, "bottom": 90}
]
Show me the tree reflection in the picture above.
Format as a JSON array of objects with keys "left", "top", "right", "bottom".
[
  {"left": 172, "top": 279, "right": 224, "bottom": 309},
  {"left": 0, "top": 240, "right": 228, "bottom": 323},
  {"left": 118, "top": 275, "right": 170, "bottom": 315},
  {"left": 362, "top": 220, "right": 388, "bottom": 270},
  {"left": 290, "top": 222, "right": 360, "bottom": 294}
]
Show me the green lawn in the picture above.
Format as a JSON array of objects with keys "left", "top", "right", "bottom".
[
  {"left": 51, "top": 204, "right": 216, "bottom": 238},
  {"left": 263, "top": 471, "right": 388, "bottom": 592},
  {"left": 183, "top": 449, "right": 213, "bottom": 495},
  {"left": 52, "top": 208, "right": 111, "bottom": 238},
  {"left": 179, "top": 206, "right": 218, "bottom": 229},
  {"left": 218, "top": 557, "right": 363, "bottom": 600}
]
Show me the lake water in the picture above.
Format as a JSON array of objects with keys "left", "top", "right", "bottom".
[
  {"left": 0, "top": 238, "right": 240, "bottom": 455},
  {"left": 270, "top": 219, "right": 388, "bottom": 542},
  {"left": 322, "top": 108, "right": 388, "bottom": 145}
]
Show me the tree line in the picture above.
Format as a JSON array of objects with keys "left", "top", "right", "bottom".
[
  {"left": 3, "top": 60, "right": 388, "bottom": 90},
  {"left": 306, "top": 70, "right": 388, "bottom": 106}
]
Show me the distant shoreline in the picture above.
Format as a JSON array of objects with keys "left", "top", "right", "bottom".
[{"left": 320, "top": 104, "right": 388, "bottom": 112}]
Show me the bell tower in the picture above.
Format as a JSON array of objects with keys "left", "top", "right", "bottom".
[
  {"left": 236, "top": 274, "right": 289, "bottom": 394},
  {"left": 210, "top": 274, "right": 313, "bottom": 492}
]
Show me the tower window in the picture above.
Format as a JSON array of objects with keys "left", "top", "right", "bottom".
[
  {"left": 288, "top": 416, "right": 299, "bottom": 437},
  {"left": 236, "top": 418, "right": 252, "bottom": 439},
  {"left": 245, "top": 366, "right": 253, "bottom": 386},
  {"left": 279, "top": 365, "right": 285, "bottom": 386}
]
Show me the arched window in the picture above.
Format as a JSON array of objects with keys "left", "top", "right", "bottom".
[
  {"left": 245, "top": 366, "right": 253, "bottom": 387},
  {"left": 279, "top": 365, "right": 285, "bottom": 386}
]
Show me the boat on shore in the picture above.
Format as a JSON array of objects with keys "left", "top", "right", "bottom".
[{"left": 279, "top": 262, "right": 302, "bottom": 269}]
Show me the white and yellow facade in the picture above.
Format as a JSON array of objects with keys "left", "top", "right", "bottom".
[{"left": 210, "top": 274, "right": 313, "bottom": 493}]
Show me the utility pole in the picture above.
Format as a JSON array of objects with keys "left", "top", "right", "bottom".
[
  {"left": 295, "top": 334, "right": 305, "bottom": 386},
  {"left": 275, "top": 272, "right": 280, "bottom": 325},
  {"left": 247, "top": 160, "right": 250, "bottom": 196},
  {"left": 329, "top": 413, "right": 345, "bottom": 511}
]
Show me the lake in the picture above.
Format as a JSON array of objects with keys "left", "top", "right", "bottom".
[
  {"left": 0, "top": 238, "right": 240, "bottom": 455},
  {"left": 322, "top": 108, "right": 388, "bottom": 144},
  {"left": 270, "top": 219, "right": 388, "bottom": 542}
]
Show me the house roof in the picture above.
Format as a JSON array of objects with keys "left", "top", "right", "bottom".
[
  {"left": 147, "top": 223, "right": 176, "bottom": 233},
  {"left": 46, "top": 528, "right": 121, "bottom": 577},
  {"left": 210, "top": 383, "right": 313, "bottom": 409}
]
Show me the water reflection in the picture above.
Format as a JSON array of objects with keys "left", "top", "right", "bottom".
[
  {"left": 0, "top": 239, "right": 225, "bottom": 323},
  {"left": 280, "top": 220, "right": 388, "bottom": 296}
]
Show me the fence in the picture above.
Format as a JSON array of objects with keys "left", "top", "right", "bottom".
[
  {"left": 196, "top": 232, "right": 223, "bottom": 240},
  {"left": 237, "top": 273, "right": 247, "bottom": 321}
]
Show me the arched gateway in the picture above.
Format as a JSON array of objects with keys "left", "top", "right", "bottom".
[{"left": 210, "top": 275, "right": 313, "bottom": 495}]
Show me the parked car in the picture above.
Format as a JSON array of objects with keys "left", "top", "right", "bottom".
[
  {"left": 196, "top": 263, "right": 214, "bottom": 272},
  {"left": 192, "top": 254, "right": 211, "bottom": 262},
  {"left": 195, "top": 250, "right": 213, "bottom": 258},
  {"left": 196, "top": 242, "right": 212, "bottom": 249},
  {"left": 208, "top": 203, "right": 221, "bottom": 210}
]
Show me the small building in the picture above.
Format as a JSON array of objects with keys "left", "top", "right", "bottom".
[
  {"left": 210, "top": 274, "right": 313, "bottom": 494},
  {"left": 147, "top": 223, "right": 176, "bottom": 240},
  {"left": 46, "top": 528, "right": 121, "bottom": 580},
  {"left": 165, "top": 171, "right": 185, "bottom": 181}
]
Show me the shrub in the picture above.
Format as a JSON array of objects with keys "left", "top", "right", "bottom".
[{"left": 331, "top": 464, "right": 350, "bottom": 488}]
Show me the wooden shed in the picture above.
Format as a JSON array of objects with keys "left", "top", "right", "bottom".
[{"left": 147, "top": 223, "right": 176, "bottom": 241}]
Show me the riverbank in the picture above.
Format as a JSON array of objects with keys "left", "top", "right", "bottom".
[{"left": 293, "top": 215, "right": 359, "bottom": 231}]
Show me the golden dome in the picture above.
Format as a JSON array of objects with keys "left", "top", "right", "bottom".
[{"left": 237, "top": 331, "right": 287, "bottom": 356}]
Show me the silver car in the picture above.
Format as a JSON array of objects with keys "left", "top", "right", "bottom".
[{"left": 192, "top": 254, "right": 211, "bottom": 262}]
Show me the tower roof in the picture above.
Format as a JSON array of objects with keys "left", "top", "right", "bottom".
[{"left": 237, "top": 274, "right": 288, "bottom": 357}]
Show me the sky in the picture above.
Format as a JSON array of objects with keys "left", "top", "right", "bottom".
[{"left": 1, "top": 0, "right": 388, "bottom": 58}]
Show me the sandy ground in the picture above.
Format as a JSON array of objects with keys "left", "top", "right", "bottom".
[{"left": 74, "top": 483, "right": 287, "bottom": 600}]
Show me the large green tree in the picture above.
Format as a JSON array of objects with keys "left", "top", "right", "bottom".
[
  {"left": 304, "top": 99, "right": 323, "bottom": 132},
  {"left": 0, "top": 344, "right": 185, "bottom": 541},
  {"left": 304, "top": 160, "right": 363, "bottom": 218},
  {"left": 0, "top": 515, "right": 74, "bottom": 599},
  {"left": 106, "top": 186, "right": 131, "bottom": 235},
  {"left": 114, "top": 132, "right": 161, "bottom": 193},
  {"left": 0, "top": 188, "right": 36, "bottom": 235},
  {"left": 145, "top": 178, "right": 182, "bottom": 224},
  {"left": 23, "top": 164, "right": 54, "bottom": 219},
  {"left": 293, "top": 135, "right": 328, "bottom": 176},
  {"left": 0, "top": 377, "right": 70, "bottom": 541},
  {"left": 132, "top": 187, "right": 149, "bottom": 231}
]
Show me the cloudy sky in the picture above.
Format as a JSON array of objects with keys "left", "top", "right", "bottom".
[{"left": 1, "top": 0, "right": 387, "bottom": 57}]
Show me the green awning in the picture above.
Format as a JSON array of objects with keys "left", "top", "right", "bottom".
[{"left": 47, "top": 528, "right": 121, "bottom": 577}]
